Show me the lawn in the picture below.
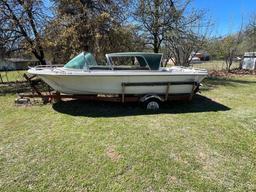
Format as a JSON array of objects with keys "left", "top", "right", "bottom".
[
  {"left": 191, "top": 60, "right": 240, "bottom": 71},
  {"left": 0, "top": 75, "right": 256, "bottom": 191},
  {"left": 0, "top": 70, "right": 26, "bottom": 83}
]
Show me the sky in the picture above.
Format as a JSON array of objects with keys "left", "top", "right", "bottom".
[
  {"left": 193, "top": 0, "right": 256, "bottom": 36},
  {"left": 43, "top": 0, "right": 256, "bottom": 37}
]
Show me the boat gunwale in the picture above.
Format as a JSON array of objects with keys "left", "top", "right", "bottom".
[{"left": 29, "top": 70, "right": 208, "bottom": 77}]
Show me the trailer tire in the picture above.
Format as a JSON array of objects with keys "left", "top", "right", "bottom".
[{"left": 144, "top": 98, "right": 161, "bottom": 110}]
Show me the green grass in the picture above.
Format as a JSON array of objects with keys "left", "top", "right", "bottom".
[
  {"left": 191, "top": 60, "right": 240, "bottom": 71},
  {"left": 0, "top": 70, "right": 26, "bottom": 82},
  {"left": 0, "top": 75, "right": 256, "bottom": 191}
]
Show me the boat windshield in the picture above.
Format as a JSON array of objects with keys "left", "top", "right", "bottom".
[
  {"left": 106, "top": 53, "right": 162, "bottom": 70},
  {"left": 64, "top": 52, "right": 97, "bottom": 69}
]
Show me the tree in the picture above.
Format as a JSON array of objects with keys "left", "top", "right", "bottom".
[
  {"left": 44, "top": 0, "right": 143, "bottom": 63},
  {"left": 0, "top": 30, "right": 8, "bottom": 58},
  {"left": 134, "top": 0, "right": 211, "bottom": 66},
  {"left": 163, "top": 2, "right": 211, "bottom": 66},
  {"left": 205, "top": 33, "right": 243, "bottom": 71},
  {"left": 0, "top": 0, "right": 49, "bottom": 64},
  {"left": 244, "top": 14, "right": 256, "bottom": 51},
  {"left": 164, "top": 14, "right": 210, "bottom": 66},
  {"left": 134, "top": 0, "right": 180, "bottom": 53},
  {"left": 222, "top": 33, "right": 243, "bottom": 71}
]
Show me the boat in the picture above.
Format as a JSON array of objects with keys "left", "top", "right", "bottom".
[{"left": 28, "top": 52, "right": 208, "bottom": 97}]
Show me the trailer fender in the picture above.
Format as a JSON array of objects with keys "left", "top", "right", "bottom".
[{"left": 140, "top": 94, "right": 164, "bottom": 103}]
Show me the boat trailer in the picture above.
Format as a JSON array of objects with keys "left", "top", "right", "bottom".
[{"left": 17, "top": 74, "right": 200, "bottom": 110}]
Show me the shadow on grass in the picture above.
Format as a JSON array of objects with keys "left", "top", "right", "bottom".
[
  {"left": 52, "top": 95, "right": 230, "bottom": 117},
  {"left": 203, "top": 77, "right": 256, "bottom": 91}
]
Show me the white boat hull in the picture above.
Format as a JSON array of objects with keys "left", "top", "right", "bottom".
[{"left": 29, "top": 68, "right": 207, "bottom": 95}]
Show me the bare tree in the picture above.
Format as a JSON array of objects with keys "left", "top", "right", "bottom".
[
  {"left": 0, "top": 0, "right": 49, "bottom": 64},
  {"left": 220, "top": 23, "right": 244, "bottom": 71},
  {"left": 134, "top": 0, "right": 211, "bottom": 64},
  {"left": 164, "top": 29, "right": 209, "bottom": 66},
  {"left": 163, "top": 5, "right": 211, "bottom": 66},
  {"left": 245, "top": 14, "right": 256, "bottom": 50},
  {"left": 225, "top": 34, "right": 243, "bottom": 71},
  {"left": 133, "top": 0, "right": 185, "bottom": 53}
]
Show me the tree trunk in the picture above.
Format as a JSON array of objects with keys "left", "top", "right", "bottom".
[
  {"left": 32, "top": 50, "right": 46, "bottom": 65},
  {"left": 225, "top": 56, "right": 233, "bottom": 72},
  {"left": 37, "top": 57, "right": 47, "bottom": 65},
  {"left": 153, "top": 41, "right": 159, "bottom": 53}
]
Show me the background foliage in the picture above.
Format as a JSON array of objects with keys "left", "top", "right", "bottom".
[{"left": 0, "top": 0, "right": 256, "bottom": 66}]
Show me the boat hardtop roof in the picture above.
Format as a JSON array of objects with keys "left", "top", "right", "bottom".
[
  {"left": 106, "top": 52, "right": 162, "bottom": 70},
  {"left": 64, "top": 52, "right": 163, "bottom": 70},
  {"left": 106, "top": 52, "right": 162, "bottom": 57}
]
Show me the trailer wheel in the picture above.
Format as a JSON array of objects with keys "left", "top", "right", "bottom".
[{"left": 144, "top": 98, "right": 161, "bottom": 110}]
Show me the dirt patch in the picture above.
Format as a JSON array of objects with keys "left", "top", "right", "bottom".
[
  {"left": 209, "top": 69, "right": 256, "bottom": 78},
  {"left": 168, "top": 176, "right": 178, "bottom": 183},
  {"left": 106, "top": 146, "right": 122, "bottom": 161}
]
